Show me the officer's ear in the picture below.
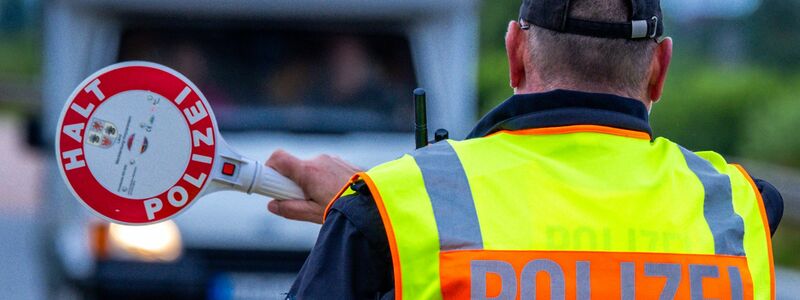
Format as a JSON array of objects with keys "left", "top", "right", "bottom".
[
  {"left": 647, "top": 37, "right": 673, "bottom": 103},
  {"left": 506, "top": 20, "right": 527, "bottom": 91}
]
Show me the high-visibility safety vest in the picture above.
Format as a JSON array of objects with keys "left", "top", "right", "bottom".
[{"left": 326, "top": 125, "right": 774, "bottom": 299}]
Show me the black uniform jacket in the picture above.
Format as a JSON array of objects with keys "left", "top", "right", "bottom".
[{"left": 287, "top": 90, "right": 784, "bottom": 299}]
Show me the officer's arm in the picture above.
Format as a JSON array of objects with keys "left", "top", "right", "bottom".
[
  {"left": 266, "top": 150, "right": 362, "bottom": 224},
  {"left": 287, "top": 190, "right": 394, "bottom": 299},
  {"left": 753, "top": 178, "right": 784, "bottom": 236}
]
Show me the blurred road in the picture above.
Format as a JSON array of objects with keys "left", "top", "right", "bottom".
[
  {"left": 0, "top": 116, "right": 45, "bottom": 300},
  {"left": 778, "top": 267, "right": 800, "bottom": 299}
]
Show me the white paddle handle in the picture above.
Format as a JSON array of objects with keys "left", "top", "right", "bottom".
[{"left": 252, "top": 164, "right": 307, "bottom": 200}]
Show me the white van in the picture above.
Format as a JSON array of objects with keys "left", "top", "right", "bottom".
[{"left": 41, "top": 0, "right": 478, "bottom": 298}]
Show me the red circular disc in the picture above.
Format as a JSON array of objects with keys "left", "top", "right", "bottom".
[{"left": 55, "top": 62, "right": 217, "bottom": 225}]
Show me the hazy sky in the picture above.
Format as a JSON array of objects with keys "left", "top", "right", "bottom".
[{"left": 662, "top": 0, "right": 762, "bottom": 21}]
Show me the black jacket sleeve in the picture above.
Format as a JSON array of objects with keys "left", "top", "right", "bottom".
[
  {"left": 286, "top": 184, "right": 394, "bottom": 300},
  {"left": 754, "top": 179, "right": 783, "bottom": 235}
]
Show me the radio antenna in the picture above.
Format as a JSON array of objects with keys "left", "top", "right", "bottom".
[{"left": 414, "top": 88, "right": 429, "bottom": 149}]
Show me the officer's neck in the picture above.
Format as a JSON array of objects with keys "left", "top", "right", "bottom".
[{"left": 514, "top": 81, "right": 651, "bottom": 111}]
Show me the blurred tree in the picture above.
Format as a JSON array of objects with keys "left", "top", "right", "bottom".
[
  {"left": 740, "top": 86, "right": 800, "bottom": 167},
  {"left": 477, "top": 0, "right": 518, "bottom": 113},
  {"left": 0, "top": 0, "right": 26, "bottom": 33},
  {"left": 478, "top": 0, "right": 800, "bottom": 170},
  {"left": 0, "top": 0, "right": 39, "bottom": 80},
  {"left": 650, "top": 63, "right": 785, "bottom": 155},
  {"left": 745, "top": 0, "right": 800, "bottom": 72}
]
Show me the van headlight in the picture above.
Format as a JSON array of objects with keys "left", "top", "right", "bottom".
[{"left": 97, "top": 221, "right": 183, "bottom": 262}]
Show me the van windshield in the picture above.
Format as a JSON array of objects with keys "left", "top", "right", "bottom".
[{"left": 118, "top": 23, "right": 416, "bottom": 133}]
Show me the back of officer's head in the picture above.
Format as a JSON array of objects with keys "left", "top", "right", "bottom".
[{"left": 516, "top": 0, "right": 667, "bottom": 101}]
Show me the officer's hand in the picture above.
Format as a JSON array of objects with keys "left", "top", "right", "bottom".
[{"left": 265, "top": 150, "right": 362, "bottom": 224}]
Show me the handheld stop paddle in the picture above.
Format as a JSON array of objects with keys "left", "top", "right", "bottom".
[{"left": 55, "top": 61, "right": 305, "bottom": 225}]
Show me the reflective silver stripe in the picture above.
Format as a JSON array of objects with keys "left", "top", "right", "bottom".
[
  {"left": 414, "top": 141, "right": 483, "bottom": 250},
  {"left": 690, "top": 264, "right": 719, "bottom": 300},
  {"left": 645, "top": 263, "right": 681, "bottom": 300},
  {"left": 470, "top": 260, "right": 517, "bottom": 300},
  {"left": 621, "top": 262, "right": 636, "bottom": 300},
  {"left": 679, "top": 148, "right": 745, "bottom": 256},
  {"left": 576, "top": 261, "right": 591, "bottom": 300},
  {"left": 520, "top": 259, "right": 566, "bottom": 300},
  {"left": 728, "top": 266, "right": 744, "bottom": 300}
]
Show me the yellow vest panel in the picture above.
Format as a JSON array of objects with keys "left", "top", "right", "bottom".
[{"left": 328, "top": 125, "right": 774, "bottom": 300}]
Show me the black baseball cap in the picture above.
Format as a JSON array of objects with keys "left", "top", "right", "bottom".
[{"left": 519, "top": 0, "right": 663, "bottom": 40}]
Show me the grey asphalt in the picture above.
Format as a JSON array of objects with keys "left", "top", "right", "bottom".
[
  {"left": 0, "top": 216, "right": 45, "bottom": 300},
  {"left": 778, "top": 267, "right": 800, "bottom": 299},
  {"left": 0, "top": 116, "right": 45, "bottom": 300}
]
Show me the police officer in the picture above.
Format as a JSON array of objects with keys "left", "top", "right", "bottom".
[{"left": 266, "top": 0, "right": 784, "bottom": 298}]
